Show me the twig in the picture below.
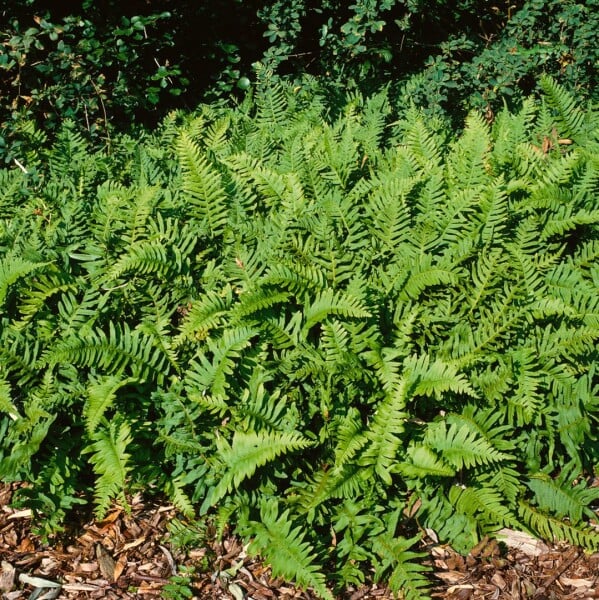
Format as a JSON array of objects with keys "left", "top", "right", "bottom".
[{"left": 534, "top": 547, "right": 580, "bottom": 597}]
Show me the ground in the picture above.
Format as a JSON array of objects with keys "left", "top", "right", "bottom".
[{"left": 1, "top": 483, "right": 598, "bottom": 599}]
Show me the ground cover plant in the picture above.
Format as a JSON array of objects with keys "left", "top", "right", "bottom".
[{"left": 1, "top": 74, "right": 598, "bottom": 598}]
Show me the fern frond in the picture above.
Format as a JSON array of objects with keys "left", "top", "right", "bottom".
[
  {"left": 527, "top": 466, "right": 599, "bottom": 524},
  {"left": 42, "top": 321, "right": 169, "bottom": 380},
  {"left": 103, "top": 239, "right": 171, "bottom": 282},
  {"left": 185, "top": 325, "right": 256, "bottom": 398},
  {"left": 372, "top": 532, "right": 431, "bottom": 600},
  {"left": 255, "top": 82, "right": 288, "bottom": 129},
  {"left": 208, "top": 431, "right": 311, "bottom": 506},
  {"left": 0, "top": 376, "right": 19, "bottom": 420},
  {"left": 541, "top": 205, "right": 599, "bottom": 240},
  {"left": 423, "top": 421, "right": 510, "bottom": 470},
  {"left": 177, "top": 132, "right": 228, "bottom": 237},
  {"left": 0, "top": 257, "right": 51, "bottom": 307},
  {"left": 446, "top": 111, "right": 491, "bottom": 188},
  {"left": 519, "top": 500, "right": 599, "bottom": 550},
  {"left": 248, "top": 499, "right": 333, "bottom": 599},
  {"left": 402, "top": 111, "right": 443, "bottom": 171},
  {"left": 398, "top": 446, "right": 455, "bottom": 479},
  {"left": 237, "top": 369, "right": 290, "bottom": 431},
  {"left": 406, "top": 354, "right": 477, "bottom": 400},
  {"left": 164, "top": 476, "right": 195, "bottom": 519},
  {"left": 176, "top": 286, "right": 233, "bottom": 344},
  {"left": 302, "top": 289, "right": 370, "bottom": 334},
  {"left": 399, "top": 254, "right": 460, "bottom": 301},
  {"left": 539, "top": 75, "right": 591, "bottom": 142},
  {"left": 83, "top": 374, "right": 138, "bottom": 434},
  {"left": 360, "top": 377, "right": 409, "bottom": 484},
  {"left": 15, "top": 271, "right": 76, "bottom": 328},
  {"left": 83, "top": 417, "right": 132, "bottom": 518}
]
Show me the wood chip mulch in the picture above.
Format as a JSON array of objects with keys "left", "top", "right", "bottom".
[{"left": 1, "top": 483, "right": 598, "bottom": 599}]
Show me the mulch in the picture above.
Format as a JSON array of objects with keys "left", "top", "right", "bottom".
[{"left": 1, "top": 483, "right": 598, "bottom": 599}]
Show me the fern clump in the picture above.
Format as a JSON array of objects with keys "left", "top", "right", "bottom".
[{"left": 1, "top": 76, "right": 598, "bottom": 596}]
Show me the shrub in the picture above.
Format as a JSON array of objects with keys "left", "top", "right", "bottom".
[
  {"left": 393, "top": 0, "right": 599, "bottom": 122},
  {"left": 1, "top": 75, "right": 598, "bottom": 597},
  {"left": 0, "top": 0, "right": 264, "bottom": 162}
]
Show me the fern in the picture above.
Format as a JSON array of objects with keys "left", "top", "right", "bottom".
[
  {"left": 2, "top": 75, "right": 598, "bottom": 597},
  {"left": 527, "top": 464, "right": 599, "bottom": 524},
  {"left": 0, "top": 257, "right": 50, "bottom": 306},
  {"left": 519, "top": 501, "right": 599, "bottom": 550},
  {"left": 83, "top": 416, "right": 132, "bottom": 519},
  {"left": 177, "top": 132, "right": 228, "bottom": 237},
  {"left": 83, "top": 374, "right": 138, "bottom": 434},
  {"left": 207, "top": 430, "right": 312, "bottom": 507},
  {"left": 371, "top": 531, "right": 431, "bottom": 600},
  {"left": 247, "top": 499, "right": 333, "bottom": 600},
  {"left": 539, "top": 75, "right": 592, "bottom": 143},
  {"left": 423, "top": 421, "right": 510, "bottom": 470},
  {"left": 42, "top": 321, "right": 170, "bottom": 381}
]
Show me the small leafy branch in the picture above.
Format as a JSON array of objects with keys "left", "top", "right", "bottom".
[{"left": 1, "top": 75, "right": 598, "bottom": 597}]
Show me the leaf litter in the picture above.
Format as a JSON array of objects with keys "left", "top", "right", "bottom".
[{"left": 1, "top": 483, "right": 598, "bottom": 599}]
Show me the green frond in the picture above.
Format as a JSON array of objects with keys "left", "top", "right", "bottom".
[
  {"left": 446, "top": 405, "right": 515, "bottom": 453},
  {"left": 402, "top": 112, "right": 443, "bottom": 171},
  {"left": 363, "top": 345, "right": 403, "bottom": 393},
  {"left": 248, "top": 499, "right": 333, "bottom": 599},
  {"left": 462, "top": 484, "right": 521, "bottom": 531},
  {"left": 55, "top": 289, "right": 103, "bottom": 337},
  {"left": 398, "top": 445, "right": 455, "bottom": 479},
  {"left": 231, "top": 288, "right": 290, "bottom": 321},
  {"left": 505, "top": 348, "right": 544, "bottom": 426},
  {"left": 177, "top": 131, "right": 228, "bottom": 237},
  {"left": 176, "top": 286, "right": 233, "bottom": 344},
  {"left": 419, "top": 491, "right": 479, "bottom": 553},
  {"left": 0, "top": 376, "right": 19, "bottom": 420},
  {"left": 0, "top": 257, "right": 51, "bottom": 307},
  {"left": 125, "top": 186, "right": 161, "bottom": 246},
  {"left": 83, "top": 375, "right": 138, "bottom": 434},
  {"left": 467, "top": 248, "right": 508, "bottom": 313},
  {"left": 365, "top": 174, "right": 414, "bottom": 254},
  {"left": 539, "top": 75, "right": 592, "bottom": 143},
  {"left": 14, "top": 271, "right": 76, "bottom": 328},
  {"left": 487, "top": 465, "right": 522, "bottom": 505},
  {"left": 519, "top": 500, "right": 599, "bottom": 550},
  {"left": 164, "top": 476, "right": 195, "bottom": 519},
  {"left": 541, "top": 205, "right": 599, "bottom": 240},
  {"left": 297, "top": 465, "right": 368, "bottom": 516},
  {"left": 399, "top": 254, "right": 460, "bottom": 301},
  {"left": 103, "top": 239, "right": 171, "bottom": 282},
  {"left": 527, "top": 466, "right": 599, "bottom": 524},
  {"left": 491, "top": 97, "right": 537, "bottom": 167},
  {"left": 423, "top": 421, "right": 509, "bottom": 470},
  {"left": 446, "top": 111, "right": 492, "bottom": 188},
  {"left": 83, "top": 416, "right": 132, "bottom": 519},
  {"left": 207, "top": 431, "right": 311, "bottom": 506},
  {"left": 405, "top": 354, "right": 477, "bottom": 400},
  {"left": 302, "top": 289, "right": 371, "bottom": 334},
  {"left": 42, "top": 321, "right": 170, "bottom": 381},
  {"left": 185, "top": 325, "right": 256, "bottom": 398},
  {"left": 237, "top": 369, "right": 290, "bottom": 431},
  {"left": 320, "top": 319, "right": 351, "bottom": 367},
  {"left": 360, "top": 377, "right": 409, "bottom": 484},
  {"left": 372, "top": 532, "right": 431, "bottom": 600},
  {"left": 254, "top": 82, "right": 288, "bottom": 129},
  {"left": 478, "top": 178, "right": 509, "bottom": 245}
]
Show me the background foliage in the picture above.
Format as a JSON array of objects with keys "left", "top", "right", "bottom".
[
  {"left": 1, "top": 74, "right": 598, "bottom": 597},
  {"left": 2, "top": 1, "right": 597, "bottom": 163}
]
